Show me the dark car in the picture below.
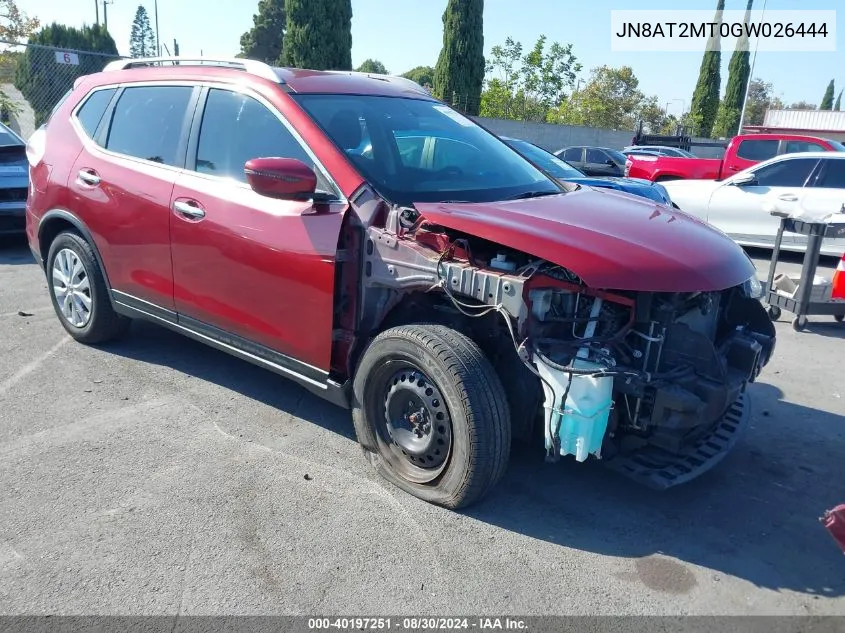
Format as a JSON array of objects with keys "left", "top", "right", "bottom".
[
  {"left": 0, "top": 122, "right": 29, "bottom": 235},
  {"left": 554, "top": 145, "right": 627, "bottom": 177},
  {"left": 26, "top": 56, "right": 774, "bottom": 510},
  {"left": 503, "top": 137, "right": 673, "bottom": 206}
]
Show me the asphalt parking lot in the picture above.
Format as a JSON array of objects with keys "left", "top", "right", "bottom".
[{"left": 1, "top": 235, "right": 843, "bottom": 616}]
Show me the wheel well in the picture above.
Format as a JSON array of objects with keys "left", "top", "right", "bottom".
[
  {"left": 360, "top": 291, "right": 542, "bottom": 443},
  {"left": 39, "top": 217, "right": 79, "bottom": 263}
]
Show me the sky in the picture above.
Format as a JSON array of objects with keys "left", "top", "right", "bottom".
[{"left": 14, "top": 0, "right": 844, "bottom": 116}]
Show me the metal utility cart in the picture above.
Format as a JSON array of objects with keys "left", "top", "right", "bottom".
[{"left": 765, "top": 213, "right": 845, "bottom": 332}]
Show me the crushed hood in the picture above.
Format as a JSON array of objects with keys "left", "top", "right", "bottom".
[{"left": 414, "top": 187, "right": 756, "bottom": 292}]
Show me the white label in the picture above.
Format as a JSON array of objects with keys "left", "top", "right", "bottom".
[
  {"left": 55, "top": 51, "right": 80, "bottom": 65},
  {"left": 433, "top": 105, "right": 475, "bottom": 127},
  {"left": 610, "top": 10, "right": 837, "bottom": 52}
]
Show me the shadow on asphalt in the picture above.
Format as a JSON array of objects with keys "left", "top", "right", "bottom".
[
  {"left": 0, "top": 235, "right": 34, "bottom": 265},
  {"left": 106, "top": 318, "right": 845, "bottom": 600}
]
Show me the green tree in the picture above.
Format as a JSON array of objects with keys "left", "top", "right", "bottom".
[
  {"left": 401, "top": 65, "right": 434, "bottom": 89},
  {"left": 742, "top": 78, "right": 784, "bottom": 126},
  {"left": 129, "top": 5, "right": 156, "bottom": 58},
  {"left": 480, "top": 35, "right": 580, "bottom": 122},
  {"left": 1, "top": 0, "right": 39, "bottom": 40},
  {"left": 432, "top": 0, "right": 485, "bottom": 115},
  {"left": 788, "top": 100, "right": 816, "bottom": 110},
  {"left": 15, "top": 22, "right": 119, "bottom": 126},
  {"left": 282, "top": 0, "right": 352, "bottom": 70},
  {"left": 835, "top": 90, "right": 842, "bottom": 111},
  {"left": 240, "top": 0, "right": 286, "bottom": 65},
  {"left": 820, "top": 79, "right": 835, "bottom": 110},
  {"left": 689, "top": 0, "right": 725, "bottom": 137},
  {"left": 712, "top": 0, "right": 753, "bottom": 138},
  {"left": 557, "top": 65, "right": 644, "bottom": 130},
  {"left": 356, "top": 59, "right": 388, "bottom": 74},
  {"left": 637, "top": 96, "right": 669, "bottom": 134}
]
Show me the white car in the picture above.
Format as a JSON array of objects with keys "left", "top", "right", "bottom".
[{"left": 663, "top": 151, "right": 845, "bottom": 257}]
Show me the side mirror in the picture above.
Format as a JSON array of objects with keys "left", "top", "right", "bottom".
[
  {"left": 244, "top": 157, "right": 317, "bottom": 200},
  {"left": 732, "top": 172, "right": 757, "bottom": 187},
  {"left": 606, "top": 159, "right": 616, "bottom": 166}
]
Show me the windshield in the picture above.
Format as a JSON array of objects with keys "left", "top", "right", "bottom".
[
  {"left": 505, "top": 139, "right": 585, "bottom": 179},
  {"left": 292, "top": 94, "right": 560, "bottom": 205},
  {"left": 0, "top": 125, "right": 23, "bottom": 147},
  {"left": 605, "top": 149, "right": 628, "bottom": 164}
]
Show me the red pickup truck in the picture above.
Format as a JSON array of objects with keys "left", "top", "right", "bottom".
[{"left": 625, "top": 133, "right": 845, "bottom": 182}]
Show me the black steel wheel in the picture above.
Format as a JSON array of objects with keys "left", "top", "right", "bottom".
[
  {"left": 352, "top": 323, "right": 511, "bottom": 509},
  {"left": 792, "top": 315, "right": 808, "bottom": 332},
  {"left": 767, "top": 305, "right": 782, "bottom": 321}
]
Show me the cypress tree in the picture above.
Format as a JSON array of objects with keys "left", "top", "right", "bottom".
[
  {"left": 239, "top": 0, "right": 286, "bottom": 65},
  {"left": 835, "top": 90, "right": 842, "bottom": 111},
  {"left": 689, "top": 0, "right": 725, "bottom": 137},
  {"left": 820, "top": 79, "right": 835, "bottom": 110},
  {"left": 712, "top": 0, "right": 752, "bottom": 138},
  {"left": 129, "top": 5, "right": 156, "bottom": 58},
  {"left": 432, "top": 0, "right": 485, "bottom": 116},
  {"left": 282, "top": 0, "right": 352, "bottom": 70}
]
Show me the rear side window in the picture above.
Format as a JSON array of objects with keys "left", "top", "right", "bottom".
[
  {"left": 736, "top": 139, "right": 779, "bottom": 161},
  {"left": 105, "top": 86, "right": 193, "bottom": 166},
  {"left": 815, "top": 159, "right": 845, "bottom": 188},
  {"left": 785, "top": 140, "right": 827, "bottom": 153},
  {"left": 562, "top": 148, "right": 581, "bottom": 162},
  {"left": 75, "top": 88, "right": 116, "bottom": 138},
  {"left": 195, "top": 88, "right": 314, "bottom": 182}
]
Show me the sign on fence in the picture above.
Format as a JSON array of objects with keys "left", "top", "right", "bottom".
[{"left": 54, "top": 51, "right": 80, "bottom": 66}]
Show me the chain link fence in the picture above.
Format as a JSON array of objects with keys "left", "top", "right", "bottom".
[{"left": 0, "top": 39, "right": 124, "bottom": 139}]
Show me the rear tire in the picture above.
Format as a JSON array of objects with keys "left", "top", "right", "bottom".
[
  {"left": 46, "top": 231, "right": 130, "bottom": 344},
  {"left": 351, "top": 324, "right": 511, "bottom": 509}
]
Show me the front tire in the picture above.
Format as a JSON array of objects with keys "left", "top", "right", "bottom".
[
  {"left": 352, "top": 324, "right": 511, "bottom": 509},
  {"left": 46, "top": 231, "right": 130, "bottom": 344}
]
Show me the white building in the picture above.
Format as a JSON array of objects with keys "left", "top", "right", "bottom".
[{"left": 743, "top": 109, "right": 845, "bottom": 143}]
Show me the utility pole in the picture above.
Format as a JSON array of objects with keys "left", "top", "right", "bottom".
[
  {"left": 94, "top": 0, "right": 99, "bottom": 25},
  {"left": 154, "top": 0, "right": 161, "bottom": 56},
  {"left": 102, "top": 0, "right": 114, "bottom": 31},
  {"left": 738, "top": 0, "right": 768, "bottom": 132}
]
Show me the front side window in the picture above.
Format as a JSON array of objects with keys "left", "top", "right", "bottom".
[
  {"left": 751, "top": 158, "right": 818, "bottom": 187},
  {"left": 195, "top": 88, "right": 314, "bottom": 182},
  {"left": 105, "top": 86, "right": 193, "bottom": 166},
  {"left": 815, "top": 159, "right": 845, "bottom": 188},
  {"left": 292, "top": 94, "right": 558, "bottom": 205},
  {"left": 562, "top": 148, "right": 582, "bottom": 162},
  {"left": 736, "top": 139, "right": 779, "bottom": 161},
  {"left": 586, "top": 148, "right": 608, "bottom": 164}
]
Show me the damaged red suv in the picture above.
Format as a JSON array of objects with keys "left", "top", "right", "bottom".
[{"left": 26, "top": 57, "right": 776, "bottom": 508}]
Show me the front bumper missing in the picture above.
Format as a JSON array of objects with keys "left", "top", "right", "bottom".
[{"left": 603, "top": 392, "right": 750, "bottom": 490}]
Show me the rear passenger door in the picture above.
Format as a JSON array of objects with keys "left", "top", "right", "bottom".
[
  {"left": 69, "top": 83, "right": 198, "bottom": 311},
  {"left": 169, "top": 86, "right": 346, "bottom": 375}
]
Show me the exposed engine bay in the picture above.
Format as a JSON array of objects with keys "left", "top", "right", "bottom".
[{"left": 343, "top": 202, "right": 777, "bottom": 489}]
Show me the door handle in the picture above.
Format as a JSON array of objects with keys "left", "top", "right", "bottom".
[
  {"left": 173, "top": 200, "right": 206, "bottom": 219},
  {"left": 77, "top": 169, "right": 101, "bottom": 186},
  {"left": 778, "top": 194, "right": 798, "bottom": 202}
]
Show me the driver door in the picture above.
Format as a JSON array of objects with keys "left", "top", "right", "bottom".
[
  {"left": 584, "top": 148, "right": 619, "bottom": 177},
  {"left": 706, "top": 157, "right": 820, "bottom": 247}
]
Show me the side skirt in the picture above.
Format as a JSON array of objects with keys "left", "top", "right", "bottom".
[{"left": 110, "top": 290, "right": 351, "bottom": 409}]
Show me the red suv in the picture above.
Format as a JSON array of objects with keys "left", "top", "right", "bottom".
[{"left": 26, "top": 57, "right": 776, "bottom": 508}]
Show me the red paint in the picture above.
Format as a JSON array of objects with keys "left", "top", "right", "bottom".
[
  {"left": 626, "top": 133, "right": 843, "bottom": 182},
  {"left": 415, "top": 188, "right": 756, "bottom": 293},
  {"left": 244, "top": 157, "right": 317, "bottom": 199}
]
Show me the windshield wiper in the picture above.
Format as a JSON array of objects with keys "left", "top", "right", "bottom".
[{"left": 505, "top": 190, "right": 561, "bottom": 201}]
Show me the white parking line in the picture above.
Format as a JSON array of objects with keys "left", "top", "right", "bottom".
[{"left": 0, "top": 336, "right": 70, "bottom": 396}]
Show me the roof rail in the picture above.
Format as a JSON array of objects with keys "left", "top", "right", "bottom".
[{"left": 102, "top": 56, "right": 283, "bottom": 84}]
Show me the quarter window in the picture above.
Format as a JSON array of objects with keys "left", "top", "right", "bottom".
[
  {"left": 195, "top": 88, "right": 314, "bottom": 182},
  {"left": 752, "top": 158, "right": 818, "bottom": 187},
  {"left": 76, "top": 88, "right": 116, "bottom": 138},
  {"left": 105, "top": 86, "right": 193, "bottom": 166},
  {"left": 736, "top": 139, "right": 779, "bottom": 161}
]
